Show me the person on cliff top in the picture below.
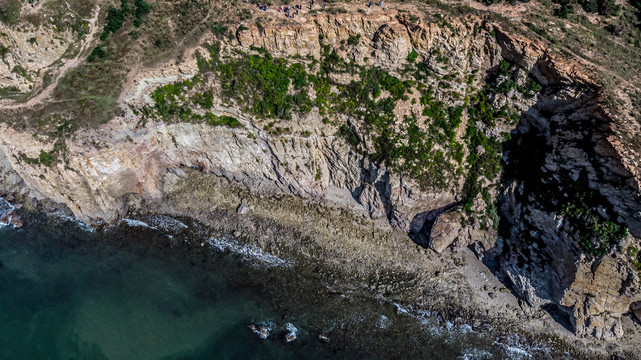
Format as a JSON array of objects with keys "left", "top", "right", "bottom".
[{"left": 367, "top": 2, "right": 372, "bottom": 7}]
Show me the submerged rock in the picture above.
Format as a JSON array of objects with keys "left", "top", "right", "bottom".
[
  {"left": 248, "top": 323, "right": 273, "bottom": 339},
  {"left": 285, "top": 323, "right": 298, "bottom": 342}
]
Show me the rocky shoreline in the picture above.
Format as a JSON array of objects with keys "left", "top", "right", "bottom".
[
  {"left": 127, "top": 167, "right": 641, "bottom": 359},
  {"left": 1, "top": 165, "right": 639, "bottom": 358}
]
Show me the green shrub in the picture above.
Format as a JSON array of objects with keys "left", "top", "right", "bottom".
[
  {"left": 627, "top": 247, "right": 641, "bottom": 273},
  {"left": 461, "top": 91, "right": 504, "bottom": 208},
  {"left": 498, "top": 59, "right": 512, "bottom": 76},
  {"left": 0, "top": 44, "right": 9, "bottom": 59},
  {"left": 554, "top": 4, "right": 571, "bottom": 18},
  {"left": 347, "top": 34, "right": 361, "bottom": 46},
  {"left": 520, "top": 77, "right": 543, "bottom": 98},
  {"left": 87, "top": 46, "right": 108, "bottom": 62},
  {"left": 0, "top": 86, "right": 19, "bottom": 95},
  {"left": 152, "top": 46, "right": 464, "bottom": 191},
  {"left": 101, "top": 6, "right": 126, "bottom": 40},
  {"left": 338, "top": 124, "right": 360, "bottom": 147},
  {"left": 563, "top": 194, "right": 628, "bottom": 257},
  {"left": 11, "top": 65, "right": 28, "bottom": 79},
  {"left": 205, "top": 113, "right": 243, "bottom": 128},
  {"left": 38, "top": 150, "right": 55, "bottom": 167},
  {"left": 579, "top": 0, "right": 619, "bottom": 15},
  {"left": 407, "top": 49, "right": 418, "bottom": 62},
  {"left": 134, "top": 0, "right": 151, "bottom": 27},
  {"left": 193, "top": 90, "right": 214, "bottom": 109}
]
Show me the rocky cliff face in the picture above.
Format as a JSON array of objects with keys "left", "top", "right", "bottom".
[{"left": 0, "top": 6, "right": 640, "bottom": 343}]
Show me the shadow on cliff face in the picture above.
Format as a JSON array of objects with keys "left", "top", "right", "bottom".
[
  {"left": 408, "top": 201, "right": 460, "bottom": 249},
  {"left": 482, "top": 84, "right": 641, "bottom": 338}
]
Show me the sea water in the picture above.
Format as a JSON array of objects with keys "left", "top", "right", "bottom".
[{"left": 0, "top": 217, "right": 552, "bottom": 360}]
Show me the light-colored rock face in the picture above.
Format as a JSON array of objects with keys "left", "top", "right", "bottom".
[
  {"left": 561, "top": 256, "right": 639, "bottom": 340},
  {"left": 0, "top": 9, "right": 639, "bottom": 342},
  {"left": 237, "top": 21, "right": 321, "bottom": 59}
]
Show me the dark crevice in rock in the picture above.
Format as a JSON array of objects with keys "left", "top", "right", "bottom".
[
  {"left": 408, "top": 201, "right": 459, "bottom": 249},
  {"left": 488, "top": 82, "right": 641, "bottom": 338}
]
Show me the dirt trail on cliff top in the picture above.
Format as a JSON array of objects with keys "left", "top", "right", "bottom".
[{"left": 0, "top": 6, "right": 100, "bottom": 111}]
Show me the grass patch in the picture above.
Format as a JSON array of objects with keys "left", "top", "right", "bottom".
[{"left": 0, "top": 0, "right": 21, "bottom": 25}]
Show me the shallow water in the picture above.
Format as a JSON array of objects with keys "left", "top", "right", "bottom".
[{"left": 0, "top": 218, "right": 546, "bottom": 360}]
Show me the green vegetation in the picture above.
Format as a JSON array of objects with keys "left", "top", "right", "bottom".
[
  {"left": 133, "top": 0, "right": 151, "bottom": 27},
  {"left": 205, "top": 113, "right": 243, "bottom": 128},
  {"left": 154, "top": 42, "right": 470, "bottom": 190},
  {"left": 0, "top": 86, "right": 20, "bottom": 96},
  {"left": 100, "top": 0, "right": 151, "bottom": 40},
  {"left": 0, "top": 0, "right": 21, "bottom": 25},
  {"left": 87, "top": 46, "right": 108, "bottom": 62},
  {"left": 339, "top": 124, "right": 360, "bottom": 147},
  {"left": 11, "top": 65, "right": 29, "bottom": 80},
  {"left": 407, "top": 49, "right": 419, "bottom": 62},
  {"left": 626, "top": 246, "right": 641, "bottom": 273},
  {"left": 554, "top": 4, "right": 571, "bottom": 18},
  {"left": 52, "top": 60, "right": 124, "bottom": 127},
  {"left": 347, "top": 34, "right": 361, "bottom": 46},
  {"left": 578, "top": 0, "right": 619, "bottom": 16},
  {"left": 462, "top": 92, "right": 504, "bottom": 212},
  {"left": 195, "top": 44, "right": 313, "bottom": 119},
  {"left": 0, "top": 44, "right": 9, "bottom": 59},
  {"left": 19, "top": 115, "right": 79, "bottom": 167},
  {"left": 146, "top": 76, "right": 244, "bottom": 128},
  {"left": 38, "top": 151, "right": 55, "bottom": 167},
  {"left": 491, "top": 59, "right": 543, "bottom": 98},
  {"left": 562, "top": 192, "right": 629, "bottom": 257},
  {"left": 101, "top": 1, "right": 128, "bottom": 41}
]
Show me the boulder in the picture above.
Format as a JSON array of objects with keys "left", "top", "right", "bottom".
[
  {"left": 236, "top": 203, "right": 250, "bottom": 215},
  {"left": 429, "top": 211, "right": 461, "bottom": 254}
]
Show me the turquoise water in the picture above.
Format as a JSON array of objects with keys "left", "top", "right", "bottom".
[{"left": 0, "top": 218, "right": 548, "bottom": 359}]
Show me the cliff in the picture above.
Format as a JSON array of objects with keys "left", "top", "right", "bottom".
[{"left": 0, "top": 0, "right": 640, "bottom": 351}]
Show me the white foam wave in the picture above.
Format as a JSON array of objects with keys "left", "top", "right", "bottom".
[
  {"left": 458, "top": 348, "right": 493, "bottom": 360},
  {"left": 378, "top": 315, "right": 392, "bottom": 329},
  {"left": 248, "top": 320, "right": 276, "bottom": 339},
  {"left": 285, "top": 323, "right": 298, "bottom": 342},
  {"left": 53, "top": 213, "right": 95, "bottom": 232},
  {"left": 146, "top": 215, "right": 189, "bottom": 232},
  {"left": 0, "top": 198, "right": 16, "bottom": 228},
  {"left": 120, "top": 218, "right": 158, "bottom": 230},
  {"left": 494, "top": 335, "right": 533, "bottom": 359},
  {"left": 206, "top": 235, "right": 292, "bottom": 268}
]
